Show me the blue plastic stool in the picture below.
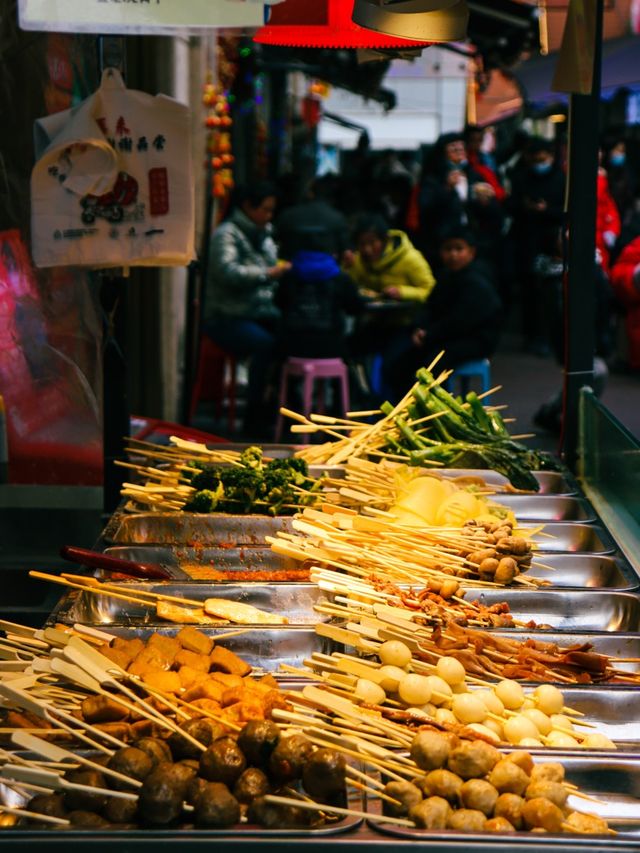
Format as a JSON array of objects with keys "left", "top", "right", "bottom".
[
  {"left": 369, "top": 354, "right": 384, "bottom": 396},
  {"left": 446, "top": 358, "right": 491, "bottom": 401}
]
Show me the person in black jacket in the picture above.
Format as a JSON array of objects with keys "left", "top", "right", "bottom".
[
  {"left": 275, "top": 176, "right": 349, "bottom": 260},
  {"left": 384, "top": 228, "right": 502, "bottom": 401},
  {"left": 274, "top": 250, "right": 364, "bottom": 359}
]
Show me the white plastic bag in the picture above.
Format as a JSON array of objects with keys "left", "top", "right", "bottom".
[{"left": 31, "top": 69, "right": 195, "bottom": 269}]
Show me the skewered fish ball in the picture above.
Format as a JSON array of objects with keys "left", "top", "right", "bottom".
[
  {"left": 485, "top": 816, "right": 516, "bottom": 832},
  {"left": 138, "top": 768, "right": 185, "bottom": 825},
  {"left": 446, "top": 809, "right": 486, "bottom": 831},
  {"left": 269, "top": 735, "right": 314, "bottom": 783},
  {"left": 27, "top": 794, "right": 66, "bottom": 819},
  {"left": 581, "top": 733, "right": 616, "bottom": 749},
  {"left": 424, "top": 676, "right": 452, "bottom": 705},
  {"left": 233, "top": 768, "right": 270, "bottom": 804},
  {"left": 504, "top": 715, "right": 540, "bottom": 745},
  {"left": 168, "top": 718, "right": 223, "bottom": 760},
  {"left": 447, "top": 740, "right": 501, "bottom": 779},
  {"left": 525, "top": 781, "right": 568, "bottom": 809},
  {"left": 460, "top": 779, "right": 499, "bottom": 816},
  {"left": 398, "top": 674, "right": 432, "bottom": 706},
  {"left": 494, "top": 558, "right": 518, "bottom": 585},
  {"left": 452, "top": 694, "right": 487, "bottom": 725},
  {"left": 521, "top": 797, "right": 564, "bottom": 833},
  {"left": 466, "top": 723, "right": 501, "bottom": 744},
  {"left": 564, "top": 811, "right": 610, "bottom": 834},
  {"left": 63, "top": 769, "right": 108, "bottom": 812},
  {"left": 530, "top": 762, "right": 564, "bottom": 784},
  {"left": 533, "top": 685, "right": 564, "bottom": 716},
  {"left": 237, "top": 720, "right": 280, "bottom": 768},
  {"left": 194, "top": 781, "right": 240, "bottom": 828},
  {"left": 494, "top": 792, "right": 524, "bottom": 829},
  {"left": 186, "top": 776, "right": 208, "bottom": 806},
  {"left": 488, "top": 759, "right": 530, "bottom": 795},
  {"left": 504, "top": 751, "right": 534, "bottom": 776},
  {"left": 133, "top": 737, "right": 173, "bottom": 769},
  {"left": 302, "top": 748, "right": 346, "bottom": 801},
  {"left": 199, "top": 737, "right": 247, "bottom": 786},
  {"left": 355, "top": 678, "right": 386, "bottom": 705},
  {"left": 436, "top": 656, "right": 466, "bottom": 686},
  {"left": 383, "top": 780, "right": 423, "bottom": 817},
  {"left": 106, "top": 747, "right": 154, "bottom": 790},
  {"left": 522, "top": 708, "right": 552, "bottom": 736},
  {"left": 410, "top": 730, "right": 452, "bottom": 771},
  {"left": 495, "top": 680, "right": 525, "bottom": 710},
  {"left": 474, "top": 690, "right": 504, "bottom": 716},
  {"left": 378, "top": 665, "right": 406, "bottom": 692},
  {"left": 408, "top": 796, "right": 450, "bottom": 829},
  {"left": 546, "top": 731, "right": 579, "bottom": 748},
  {"left": 417, "top": 769, "right": 463, "bottom": 803},
  {"left": 378, "top": 640, "right": 412, "bottom": 668}
]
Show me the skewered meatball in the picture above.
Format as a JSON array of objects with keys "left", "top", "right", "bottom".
[
  {"left": 67, "top": 810, "right": 110, "bottom": 828},
  {"left": 494, "top": 792, "right": 524, "bottom": 829},
  {"left": 525, "top": 781, "right": 568, "bottom": 809},
  {"left": 408, "top": 796, "right": 450, "bottom": 829},
  {"left": 485, "top": 816, "right": 516, "bottom": 832},
  {"left": 103, "top": 796, "right": 138, "bottom": 825},
  {"left": 199, "top": 737, "right": 247, "bottom": 786},
  {"left": 269, "top": 735, "right": 314, "bottom": 783},
  {"left": 488, "top": 759, "right": 530, "bottom": 795},
  {"left": 27, "top": 794, "right": 66, "bottom": 819},
  {"left": 248, "top": 796, "right": 314, "bottom": 829},
  {"left": 238, "top": 720, "right": 280, "bottom": 768},
  {"left": 417, "top": 769, "right": 463, "bottom": 804},
  {"left": 447, "top": 808, "right": 486, "bottom": 831},
  {"left": 138, "top": 769, "right": 184, "bottom": 825},
  {"left": 302, "top": 749, "right": 346, "bottom": 802},
  {"left": 134, "top": 737, "right": 173, "bottom": 769},
  {"left": 447, "top": 741, "right": 501, "bottom": 780},
  {"left": 106, "top": 746, "right": 153, "bottom": 790},
  {"left": 564, "top": 811, "right": 610, "bottom": 835},
  {"left": 504, "top": 751, "right": 534, "bottom": 776},
  {"left": 233, "top": 768, "right": 270, "bottom": 804},
  {"left": 383, "top": 781, "right": 423, "bottom": 817},
  {"left": 521, "top": 797, "right": 564, "bottom": 833},
  {"left": 186, "top": 776, "right": 209, "bottom": 806},
  {"left": 530, "top": 763, "right": 564, "bottom": 784},
  {"left": 158, "top": 761, "right": 198, "bottom": 797},
  {"left": 409, "top": 731, "right": 452, "bottom": 771},
  {"left": 168, "top": 718, "right": 224, "bottom": 761},
  {"left": 460, "top": 779, "right": 499, "bottom": 816},
  {"left": 64, "top": 769, "right": 108, "bottom": 812},
  {"left": 194, "top": 782, "right": 240, "bottom": 828}
]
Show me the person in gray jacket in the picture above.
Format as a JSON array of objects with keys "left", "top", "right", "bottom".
[{"left": 204, "top": 182, "right": 290, "bottom": 434}]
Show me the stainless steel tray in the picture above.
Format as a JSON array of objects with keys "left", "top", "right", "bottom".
[
  {"left": 369, "top": 756, "right": 640, "bottom": 845},
  {"left": 526, "top": 554, "right": 638, "bottom": 590},
  {"left": 527, "top": 524, "right": 616, "bottom": 554},
  {"left": 462, "top": 589, "right": 640, "bottom": 633},
  {"left": 499, "top": 496, "right": 596, "bottom": 522},
  {"left": 439, "top": 469, "right": 578, "bottom": 495},
  {"left": 49, "top": 583, "right": 326, "bottom": 627},
  {"left": 102, "top": 547, "right": 638, "bottom": 591},
  {"left": 105, "top": 512, "right": 294, "bottom": 546},
  {"left": 544, "top": 687, "right": 640, "bottom": 750}
]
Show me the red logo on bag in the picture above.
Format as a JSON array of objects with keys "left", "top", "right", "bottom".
[
  {"left": 149, "top": 167, "right": 169, "bottom": 216},
  {"left": 80, "top": 172, "right": 139, "bottom": 225}
]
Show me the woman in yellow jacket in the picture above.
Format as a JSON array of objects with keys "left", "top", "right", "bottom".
[
  {"left": 346, "top": 214, "right": 436, "bottom": 364},
  {"left": 346, "top": 213, "right": 436, "bottom": 302}
]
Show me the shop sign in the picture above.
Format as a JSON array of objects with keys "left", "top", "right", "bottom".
[{"left": 18, "top": 0, "right": 278, "bottom": 34}]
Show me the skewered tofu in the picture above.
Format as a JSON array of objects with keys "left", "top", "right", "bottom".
[{"left": 203, "top": 599, "right": 288, "bottom": 626}]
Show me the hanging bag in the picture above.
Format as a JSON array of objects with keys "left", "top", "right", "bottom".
[{"left": 31, "top": 68, "right": 195, "bottom": 269}]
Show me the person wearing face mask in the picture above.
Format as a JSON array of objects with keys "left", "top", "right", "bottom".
[
  {"left": 204, "top": 182, "right": 291, "bottom": 436},
  {"left": 508, "top": 137, "right": 565, "bottom": 354},
  {"left": 603, "top": 137, "right": 637, "bottom": 226},
  {"left": 417, "top": 131, "right": 504, "bottom": 272}
]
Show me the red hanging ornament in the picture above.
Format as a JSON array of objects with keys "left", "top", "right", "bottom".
[{"left": 253, "top": 0, "right": 433, "bottom": 49}]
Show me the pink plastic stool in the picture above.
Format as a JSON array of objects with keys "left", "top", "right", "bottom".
[{"left": 275, "top": 357, "right": 350, "bottom": 442}]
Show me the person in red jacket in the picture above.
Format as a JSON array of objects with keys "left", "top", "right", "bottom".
[
  {"left": 610, "top": 236, "right": 640, "bottom": 371},
  {"left": 595, "top": 166, "right": 621, "bottom": 273}
]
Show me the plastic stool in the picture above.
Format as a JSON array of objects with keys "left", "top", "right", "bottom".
[
  {"left": 369, "top": 354, "right": 384, "bottom": 397},
  {"left": 275, "top": 357, "right": 350, "bottom": 443},
  {"left": 446, "top": 358, "right": 491, "bottom": 400},
  {"left": 189, "top": 336, "right": 238, "bottom": 433}
]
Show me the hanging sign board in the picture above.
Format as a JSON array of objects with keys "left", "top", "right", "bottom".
[{"left": 18, "top": 0, "right": 280, "bottom": 34}]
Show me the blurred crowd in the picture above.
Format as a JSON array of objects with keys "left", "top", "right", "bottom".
[{"left": 203, "top": 125, "right": 640, "bottom": 437}]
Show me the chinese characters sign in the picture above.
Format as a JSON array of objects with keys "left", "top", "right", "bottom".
[{"left": 19, "top": 0, "right": 274, "bottom": 34}]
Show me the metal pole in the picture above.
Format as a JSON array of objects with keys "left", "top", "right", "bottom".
[{"left": 560, "top": 0, "right": 604, "bottom": 469}]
